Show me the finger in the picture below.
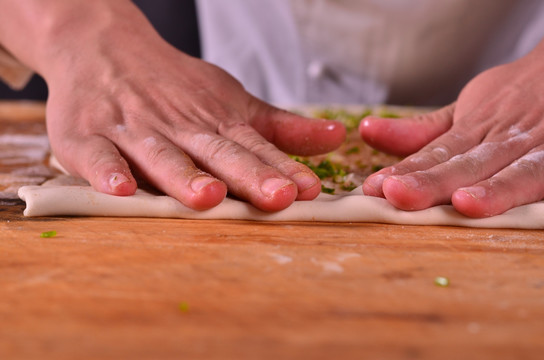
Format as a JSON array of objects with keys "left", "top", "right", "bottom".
[
  {"left": 174, "top": 129, "right": 298, "bottom": 212},
  {"left": 359, "top": 103, "right": 455, "bottom": 157},
  {"left": 363, "top": 127, "right": 477, "bottom": 198},
  {"left": 249, "top": 99, "right": 347, "bottom": 156},
  {"left": 452, "top": 148, "right": 544, "bottom": 217},
  {"left": 55, "top": 135, "right": 138, "bottom": 196},
  {"left": 362, "top": 167, "right": 396, "bottom": 198},
  {"left": 382, "top": 139, "right": 529, "bottom": 211},
  {"left": 118, "top": 133, "right": 227, "bottom": 211},
  {"left": 217, "top": 120, "right": 321, "bottom": 201}
]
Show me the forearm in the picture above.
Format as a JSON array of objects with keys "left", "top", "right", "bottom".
[{"left": 0, "top": 0, "right": 163, "bottom": 82}]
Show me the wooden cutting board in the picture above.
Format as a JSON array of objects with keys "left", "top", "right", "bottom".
[{"left": 1, "top": 101, "right": 543, "bottom": 360}]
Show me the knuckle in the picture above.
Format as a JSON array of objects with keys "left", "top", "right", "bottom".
[
  {"left": 201, "top": 136, "right": 241, "bottom": 162},
  {"left": 86, "top": 150, "right": 126, "bottom": 181},
  {"left": 217, "top": 120, "right": 252, "bottom": 137},
  {"left": 428, "top": 145, "right": 451, "bottom": 163},
  {"left": 197, "top": 107, "right": 235, "bottom": 130},
  {"left": 449, "top": 124, "right": 483, "bottom": 145},
  {"left": 243, "top": 136, "right": 277, "bottom": 154},
  {"left": 90, "top": 151, "right": 119, "bottom": 168},
  {"left": 512, "top": 158, "right": 541, "bottom": 178},
  {"left": 413, "top": 144, "right": 452, "bottom": 165},
  {"left": 389, "top": 163, "right": 414, "bottom": 175},
  {"left": 487, "top": 176, "right": 508, "bottom": 190},
  {"left": 450, "top": 153, "right": 481, "bottom": 175},
  {"left": 144, "top": 144, "right": 172, "bottom": 166},
  {"left": 464, "top": 157, "right": 482, "bottom": 175},
  {"left": 217, "top": 121, "right": 278, "bottom": 154}
]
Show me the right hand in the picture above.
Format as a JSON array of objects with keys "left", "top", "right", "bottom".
[{"left": 360, "top": 44, "right": 544, "bottom": 217}]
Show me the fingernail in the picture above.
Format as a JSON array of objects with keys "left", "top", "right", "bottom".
[
  {"left": 366, "top": 174, "right": 387, "bottom": 190},
  {"left": 191, "top": 176, "right": 216, "bottom": 193},
  {"left": 261, "top": 178, "right": 293, "bottom": 197},
  {"left": 292, "top": 172, "right": 318, "bottom": 192},
  {"left": 390, "top": 175, "right": 420, "bottom": 189},
  {"left": 109, "top": 173, "right": 130, "bottom": 190},
  {"left": 459, "top": 186, "right": 486, "bottom": 199}
]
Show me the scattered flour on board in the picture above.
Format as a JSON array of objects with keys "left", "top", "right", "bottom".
[
  {"left": 311, "top": 252, "right": 361, "bottom": 274},
  {"left": 268, "top": 253, "right": 293, "bottom": 265},
  {"left": 312, "top": 259, "right": 345, "bottom": 274},
  {"left": 0, "top": 134, "right": 50, "bottom": 164}
]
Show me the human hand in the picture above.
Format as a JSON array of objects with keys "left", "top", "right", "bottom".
[
  {"left": 360, "top": 47, "right": 544, "bottom": 217},
  {"left": 36, "top": 2, "right": 345, "bottom": 212}
]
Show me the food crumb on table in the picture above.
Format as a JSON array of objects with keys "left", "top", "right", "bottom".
[
  {"left": 40, "top": 230, "right": 57, "bottom": 238},
  {"left": 434, "top": 276, "right": 450, "bottom": 287},
  {"left": 178, "top": 302, "right": 190, "bottom": 313}
]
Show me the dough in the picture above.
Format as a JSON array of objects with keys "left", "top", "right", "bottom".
[
  {"left": 16, "top": 106, "right": 544, "bottom": 229},
  {"left": 18, "top": 175, "right": 544, "bottom": 229}
]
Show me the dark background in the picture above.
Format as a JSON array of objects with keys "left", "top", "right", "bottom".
[{"left": 0, "top": 0, "right": 201, "bottom": 100}]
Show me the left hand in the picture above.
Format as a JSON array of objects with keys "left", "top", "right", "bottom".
[{"left": 359, "top": 44, "right": 544, "bottom": 218}]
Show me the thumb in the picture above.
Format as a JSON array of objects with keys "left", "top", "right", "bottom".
[
  {"left": 359, "top": 103, "right": 455, "bottom": 157},
  {"left": 249, "top": 99, "right": 346, "bottom": 156}
]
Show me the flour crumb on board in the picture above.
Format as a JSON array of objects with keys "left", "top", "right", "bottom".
[
  {"left": 311, "top": 253, "right": 361, "bottom": 274},
  {"left": 335, "top": 252, "right": 361, "bottom": 262},
  {"left": 268, "top": 253, "right": 293, "bottom": 265},
  {"left": 311, "top": 258, "right": 344, "bottom": 274},
  {"left": 467, "top": 322, "right": 481, "bottom": 334}
]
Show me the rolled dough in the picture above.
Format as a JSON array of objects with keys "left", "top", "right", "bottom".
[
  {"left": 17, "top": 175, "right": 544, "bottom": 229},
  {"left": 16, "top": 106, "right": 544, "bottom": 229}
]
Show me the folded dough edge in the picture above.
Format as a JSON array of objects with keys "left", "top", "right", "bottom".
[{"left": 17, "top": 181, "right": 544, "bottom": 229}]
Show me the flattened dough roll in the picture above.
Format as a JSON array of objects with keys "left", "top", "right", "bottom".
[{"left": 18, "top": 177, "right": 544, "bottom": 229}]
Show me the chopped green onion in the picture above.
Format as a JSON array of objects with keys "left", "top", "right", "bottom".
[
  {"left": 371, "top": 165, "right": 384, "bottom": 173},
  {"left": 313, "top": 108, "right": 338, "bottom": 120},
  {"left": 434, "top": 276, "right": 450, "bottom": 287},
  {"left": 341, "top": 184, "right": 357, "bottom": 192},
  {"left": 378, "top": 110, "right": 401, "bottom": 118},
  {"left": 178, "top": 302, "right": 190, "bottom": 313},
  {"left": 40, "top": 230, "right": 57, "bottom": 238},
  {"left": 292, "top": 157, "right": 345, "bottom": 180},
  {"left": 321, "top": 186, "right": 335, "bottom": 194},
  {"left": 342, "top": 184, "right": 357, "bottom": 191},
  {"left": 345, "top": 146, "right": 360, "bottom": 155},
  {"left": 359, "top": 109, "right": 373, "bottom": 118},
  {"left": 313, "top": 108, "right": 372, "bottom": 131},
  {"left": 314, "top": 160, "right": 337, "bottom": 179}
]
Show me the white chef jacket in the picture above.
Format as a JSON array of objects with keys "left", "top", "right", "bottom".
[{"left": 197, "top": 0, "right": 544, "bottom": 105}]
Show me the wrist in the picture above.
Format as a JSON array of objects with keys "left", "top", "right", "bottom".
[
  {"left": 0, "top": 0, "right": 162, "bottom": 82},
  {"left": 38, "top": 1, "right": 160, "bottom": 81}
]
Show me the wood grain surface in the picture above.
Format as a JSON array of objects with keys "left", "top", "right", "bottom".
[{"left": 1, "top": 101, "right": 543, "bottom": 360}]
